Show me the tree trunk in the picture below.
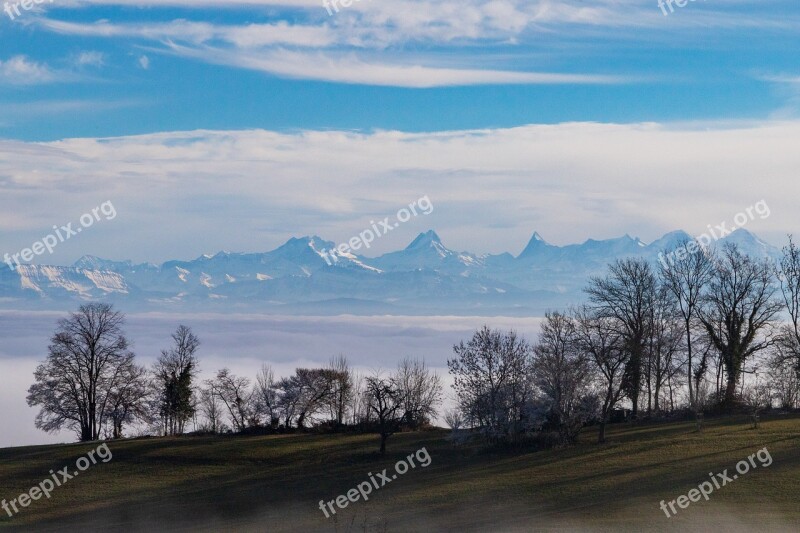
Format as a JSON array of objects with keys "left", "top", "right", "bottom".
[
  {"left": 686, "top": 319, "right": 694, "bottom": 409},
  {"left": 724, "top": 373, "right": 738, "bottom": 408},
  {"left": 380, "top": 433, "right": 388, "bottom": 454}
]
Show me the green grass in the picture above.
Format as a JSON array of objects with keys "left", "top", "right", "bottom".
[{"left": 1, "top": 414, "right": 799, "bottom": 532}]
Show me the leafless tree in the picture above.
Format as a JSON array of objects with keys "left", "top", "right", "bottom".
[
  {"left": 533, "top": 311, "right": 593, "bottom": 443},
  {"left": 328, "top": 355, "right": 354, "bottom": 427},
  {"left": 197, "top": 385, "right": 225, "bottom": 433},
  {"left": 573, "top": 306, "right": 626, "bottom": 443},
  {"left": 742, "top": 379, "right": 772, "bottom": 428},
  {"left": 444, "top": 408, "right": 467, "bottom": 445},
  {"left": 364, "top": 373, "right": 405, "bottom": 454},
  {"left": 699, "top": 244, "right": 782, "bottom": 408},
  {"left": 448, "top": 326, "right": 534, "bottom": 441},
  {"left": 105, "top": 362, "right": 151, "bottom": 439},
  {"left": 766, "top": 347, "right": 800, "bottom": 409},
  {"left": 27, "top": 303, "right": 137, "bottom": 442},
  {"left": 208, "top": 368, "right": 252, "bottom": 432},
  {"left": 252, "top": 364, "right": 279, "bottom": 428},
  {"left": 349, "top": 371, "right": 368, "bottom": 425},
  {"left": 645, "top": 287, "right": 685, "bottom": 415},
  {"left": 776, "top": 235, "right": 800, "bottom": 375},
  {"left": 394, "top": 357, "right": 443, "bottom": 429},
  {"left": 444, "top": 408, "right": 463, "bottom": 431},
  {"left": 586, "top": 258, "right": 656, "bottom": 418},
  {"left": 659, "top": 238, "right": 715, "bottom": 411},
  {"left": 277, "top": 368, "right": 341, "bottom": 428}
]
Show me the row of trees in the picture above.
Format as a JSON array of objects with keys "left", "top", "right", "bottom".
[
  {"left": 26, "top": 237, "right": 800, "bottom": 450},
  {"left": 195, "top": 355, "right": 442, "bottom": 453},
  {"left": 591, "top": 239, "right": 800, "bottom": 416},
  {"left": 447, "top": 238, "right": 800, "bottom": 444},
  {"left": 26, "top": 304, "right": 443, "bottom": 453}
]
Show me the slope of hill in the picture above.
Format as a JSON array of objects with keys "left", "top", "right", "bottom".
[{"left": 0, "top": 414, "right": 798, "bottom": 532}]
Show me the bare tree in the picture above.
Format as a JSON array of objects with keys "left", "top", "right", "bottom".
[
  {"left": 645, "top": 287, "right": 685, "bottom": 415},
  {"left": 252, "top": 364, "right": 279, "bottom": 428},
  {"left": 586, "top": 258, "right": 656, "bottom": 419},
  {"left": 776, "top": 235, "right": 800, "bottom": 375},
  {"left": 364, "top": 373, "right": 405, "bottom": 454},
  {"left": 659, "top": 238, "right": 714, "bottom": 411},
  {"left": 153, "top": 325, "right": 200, "bottom": 436},
  {"left": 533, "top": 311, "right": 593, "bottom": 443},
  {"left": 349, "top": 372, "right": 368, "bottom": 425},
  {"left": 742, "top": 379, "right": 772, "bottom": 429},
  {"left": 448, "top": 326, "right": 533, "bottom": 441},
  {"left": 105, "top": 363, "right": 151, "bottom": 439},
  {"left": 699, "top": 244, "right": 782, "bottom": 408},
  {"left": 573, "top": 306, "right": 626, "bottom": 443},
  {"left": 208, "top": 368, "right": 252, "bottom": 432},
  {"left": 328, "top": 355, "right": 354, "bottom": 427},
  {"left": 766, "top": 347, "right": 800, "bottom": 409},
  {"left": 198, "top": 385, "right": 225, "bottom": 433},
  {"left": 277, "top": 368, "right": 341, "bottom": 428},
  {"left": 444, "top": 408, "right": 463, "bottom": 431},
  {"left": 27, "top": 303, "right": 137, "bottom": 442},
  {"left": 394, "top": 357, "right": 443, "bottom": 429},
  {"left": 444, "top": 408, "right": 466, "bottom": 445}
]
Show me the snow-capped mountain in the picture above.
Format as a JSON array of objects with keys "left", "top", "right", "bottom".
[
  {"left": 0, "top": 229, "right": 782, "bottom": 315},
  {"left": 370, "top": 230, "right": 485, "bottom": 273}
]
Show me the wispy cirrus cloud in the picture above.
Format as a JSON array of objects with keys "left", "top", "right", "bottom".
[
  {"left": 41, "top": 19, "right": 338, "bottom": 48},
  {"left": 35, "top": 1, "right": 800, "bottom": 88},
  {"left": 160, "top": 44, "right": 631, "bottom": 87},
  {"left": 37, "top": 5, "right": 641, "bottom": 87},
  {"left": 757, "top": 73, "right": 800, "bottom": 118}
]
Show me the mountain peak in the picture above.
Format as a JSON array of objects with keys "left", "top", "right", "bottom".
[
  {"left": 73, "top": 255, "right": 104, "bottom": 268},
  {"left": 73, "top": 255, "right": 133, "bottom": 270},
  {"left": 720, "top": 228, "right": 773, "bottom": 253},
  {"left": 646, "top": 230, "right": 693, "bottom": 251},
  {"left": 406, "top": 230, "right": 443, "bottom": 250},
  {"left": 518, "top": 231, "right": 551, "bottom": 258}
]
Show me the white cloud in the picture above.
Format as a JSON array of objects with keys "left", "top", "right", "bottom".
[
  {"left": 0, "top": 56, "right": 57, "bottom": 85},
  {"left": 74, "top": 51, "right": 106, "bottom": 67},
  {"left": 0, "top": 121, "right": 798, "bottom": 263},
  {"left": 139, "top": 55, "right": 150, "bottom": 69},
  {"left": 164, "top": 45, "right": 628, "bottom": 87},
  {"left": 40, "top": 17, "right": 634, "bottom": 87},
  {"left": 36, "top": 1, "right": 800, "bottom": 87},
  {"left": 41, "top": 19, "right": 338, "bottom": 48}
]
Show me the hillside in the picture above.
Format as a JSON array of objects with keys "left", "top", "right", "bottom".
[{"left": 1, "top": 414, "right": 798, "bottom": 532}]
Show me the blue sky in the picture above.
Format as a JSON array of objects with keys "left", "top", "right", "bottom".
[
  {"left": 2, "top": 0, "right": 799, "bottom": 139},
  {"left": 1, "top": 1, "right": 799, "bottom": 263}
]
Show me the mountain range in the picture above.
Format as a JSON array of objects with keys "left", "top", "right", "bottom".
[{"left": 0, "top": 229, "right": 781, "bottom": 316}]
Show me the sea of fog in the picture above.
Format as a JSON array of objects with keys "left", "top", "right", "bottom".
[{"left": 0, "top": 311, "right": 543, "bottom": 448}]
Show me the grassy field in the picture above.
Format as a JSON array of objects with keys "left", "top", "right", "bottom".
[{"left": 1, "top": 414, "right": 799, "bottom": 532}]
